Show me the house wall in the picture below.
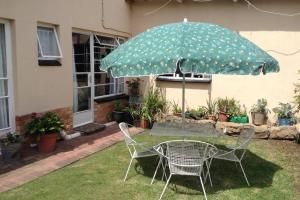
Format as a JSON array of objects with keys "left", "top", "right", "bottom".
[
  {"left": 130, "top": 0, "right": 300, "bottom": 121},
  {"left": 0, "top": 0, "right": 131, "bottom": 130}
]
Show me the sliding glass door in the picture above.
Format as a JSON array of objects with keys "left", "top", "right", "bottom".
[{"left": 0, "top": 20, "right": 14, "bottom": 135}]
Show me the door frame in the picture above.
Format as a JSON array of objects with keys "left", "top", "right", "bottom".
[
  {"left": 0, "top": 19, "right": 15, "bottom": 135},
  {"left": 72, "top": 29, "right": 94, "bottom": 128}
]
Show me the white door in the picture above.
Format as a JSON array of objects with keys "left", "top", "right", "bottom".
[
  {"left": 0, "top": 20, "right": 14, "bottom": 135},
  {"left": 72, "top": 32, "right": 93, "bottom": 127}
]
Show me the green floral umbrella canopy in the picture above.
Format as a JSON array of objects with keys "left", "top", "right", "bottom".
[{"left": 100, "top": 22, "right": 279, "bottom": 77}]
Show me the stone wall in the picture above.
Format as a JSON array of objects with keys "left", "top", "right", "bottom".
[
  {"left": 15, "top": 107, "right": 73, "bottom": 134},
  {"left": 162, "top": 115, "right": 298, "bottom": 140}
]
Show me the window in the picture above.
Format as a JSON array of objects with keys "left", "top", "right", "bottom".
[
  {"left": 93, "top": 35, "right": 125, "bottom": 99},
  {"left": 37, "top": 25, "right": 62, "bottom": 65}
]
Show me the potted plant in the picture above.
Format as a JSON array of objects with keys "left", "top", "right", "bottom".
[
  {"left": 171, "top": 100, "right": 182, "bottom": 117},
  {"left": 205, "top": 99, "right": 217, "bottom": 121},
  {"left": 229, "top": 105, "right": 249, "bottom": 124},
  {"left": 25, "top": 112, "right": 64, "bottom": 153},
  {"left": 0, "top": 132, "right": 22, "bottom": 162},
  {"left": 126, "top": 78, "right": 142, "bottom": 96},
  {"left": 127, "top": 105, "right": 142, "bottom": 127},
  {"left": 250, "top": 98, "right": 270, "bottom": 125},
  {"left": 142, "top": 87, "right": 167, "bottom": 127},
  {"left": 111, "top": 101, "right": 125, "bottom": 123},
  {"left": 140, "top": 106, "right": 151, "bottom": 129},
  {"left": 216, "top": 97, "right": 231, "bottom": 122},
  {"left": 273, "top": 102, "right": 296, "bottom": 126}
]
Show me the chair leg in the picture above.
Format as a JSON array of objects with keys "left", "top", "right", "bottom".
[
  {"left": 151, "top": 156, "right": 162, "bottom": 185},
  {"left": 204, "top": 159, "right": 213, "bottom": 187},
  {"left": 238, "top": 161, "right": 250, "bottom": 186},
  {"left": 124, "top": 157, "right": 134, "bottom": 182},
  {"left": 159, "top": 174, "right": 172, "bottom": 200},
  {"left": 199, "top": 176, "right": 208, "bottom": 200},
  {"left": 162, "top": 159, "right": 168, "bottom": 181}
]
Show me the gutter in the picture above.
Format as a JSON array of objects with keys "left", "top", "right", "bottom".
[{"left": 101, "top": 0, "right": 132, "bottom": 36}]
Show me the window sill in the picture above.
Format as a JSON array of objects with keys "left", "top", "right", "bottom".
[
  {"left": 38, "top": 60, "right": 62, "bottom": 66},
  {"left": 94, "top": 94, "right": 128, "bottom": 103}
]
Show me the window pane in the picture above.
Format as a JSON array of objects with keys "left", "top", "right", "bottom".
[
  {"left": 118, "top": 83, "right": 124, "bottom": 93},
  {"left": 75, "top": 74, "right": 88, "bottom": 87},
  {"left": 94, "top": 73, "right": 114, "bottom": 85},
  {"left": 74, "top": 87, "right": 91, "bottom": 112},
  {"left": 0, "top": 98, "right": 9, "bottom": 129},
  {"left": 0, "top": 24, "right": 7, "bottom": 77},
  {"left": 37, "top": 26, "right": 60, "bottom": 57},
  {"left": 72, "top": 33, "right": 91, "bottom": 73},
  {"left": 0, "top": 80, "right": 8, "bottom": 96},
  {"left": 95, "top": 84, "right": 114, "bottom": 97}
]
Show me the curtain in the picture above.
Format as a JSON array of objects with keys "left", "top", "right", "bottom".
[
  {"left": 37, "top": 27, "right": 60, "bottom": 57},
  {"left": 0, "top": 24, "right": 9, "bottom": 130}
]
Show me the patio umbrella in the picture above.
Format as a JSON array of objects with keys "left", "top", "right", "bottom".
[{"left": 100, "top": 21, "right": 279, "bottom": 125}]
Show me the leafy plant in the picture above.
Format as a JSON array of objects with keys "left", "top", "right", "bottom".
[
  {"left": 216, "top": 97, "right": 241, "bottom": 116},
  {"left": 205, "top": 99, "right": 217, "bottom": 116},
  {"left": 113, "top": 101, "right": 124, "bottom": 112},
  {"left": 126, "top": 78, "right": 142, "bottom": 89},
  {"left": 127, "top": 106, "right": 142, "bottom": 120},
  {"left": 250, "top": 98, "right": 270, "bottom": 114},
  {"left": 25, "top": 112, "right": 64, "bottom": 135},
  {"left": 272, "top": 102, "right": 295, "bottom": 119},
  {"left": 0, "top": 132, "right": 22, "bottom": 146},
  {"left": 294, "top": 70, "right": 300, "bottom": 111},
  {"left": 142, "top": 87, "right": 167, "bottom": 122},
  {"left": 196, "top": 106, "right": 207, "bottom": 118},
  {"left": 171, "top": 100, "right": 182, "bottom": 114}
]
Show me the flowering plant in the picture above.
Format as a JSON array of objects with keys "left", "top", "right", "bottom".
[
  {"left": 24, "top": 112, "right": 64, "bottom": 135},
  {"left": 126, "top": 78, "right": 142, "bottom": 89}
]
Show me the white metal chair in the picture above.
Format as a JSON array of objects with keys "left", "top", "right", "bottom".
[
  {"left": 213, "top": 128, "right": 255, "bottom": 186},
  {"left": 119, "top": 122, "right": 157, "bottom": 182},
  {"left": 154, "top": 140, "right": 217, "bottom": 200}
]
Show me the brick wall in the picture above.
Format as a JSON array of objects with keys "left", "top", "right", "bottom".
[
  {"left": 94, "top": 99, "right": 128, "bottom": 124},
  {"left": 15, "top": 107, "right": 73, "bottom": 134}
]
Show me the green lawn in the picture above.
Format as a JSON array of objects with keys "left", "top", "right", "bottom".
[{"left": 0, "top": 132, "right": 299, "bottom": 200}]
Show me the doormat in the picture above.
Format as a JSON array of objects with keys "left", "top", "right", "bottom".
[{"left": 74, "top": 123, "right": 106, "bottom": 135}]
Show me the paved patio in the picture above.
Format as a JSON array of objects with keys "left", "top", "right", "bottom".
[{"left": 0, "top": 122, "right": 143, "bottom": 193}]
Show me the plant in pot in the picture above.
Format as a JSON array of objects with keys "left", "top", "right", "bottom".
[
  {"left": 273, "top": 102, "right": 296, "bottom": 126},
  {"left": 171, "top": 100, "right": 182, "bottom": 117},
  {"left": 250, "top": 98, "right": 270, "bottom": 125},
  {"left": 0, "top": 132, "right": 22, "bottom": 162},
  {"left": 25, "top": 112, "right": 64, "bottom": 153},
  {"left": 111, "top": 101, "right": 125, "bottom": 123},
  {"left": 229, "top": 105, "right": 249, "bottom": 124},
  {"left": 142, "top": 87, "right": 167, "bottom": 128},
  {"left": 205, "top": 99, "right": 217, "bottom": 121},
  {"left": 126, "top": 78, "right": 142, "bottom": 96},
  {"left": 127, "top": 105, "right": 142, "bottom": 127},
  {"left": 216, "top": 97, "right": 231, "bottom": 122},
  {"left": 140, "top": 106, "right": 151, "bottom": 129}
]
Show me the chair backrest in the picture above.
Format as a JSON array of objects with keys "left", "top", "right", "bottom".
[
  {"left": 236, "top": 128, "right": 255, "bottom": 149},
  {"left": 166, "top": 140, "right": 209, "bottom": 167},
  {"left": 119, "top": 122, "right": 136, "bottom": 145}
]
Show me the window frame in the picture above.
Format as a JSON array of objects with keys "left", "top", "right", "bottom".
[
  {"left": 37, "top": 24, "right": 63, "bottom": 60},
  {"left": 93, "top": 34, "right": 125, "bottom": 100}
]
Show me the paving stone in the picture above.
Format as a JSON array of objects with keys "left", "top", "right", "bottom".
[{"left": 0, "top": 123, "right": 142, "bottom": 193}]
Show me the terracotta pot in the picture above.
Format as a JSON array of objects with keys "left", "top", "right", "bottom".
[
  {"left": 38, "top": 133, "right": 58, "bottom": 153},
  {"left": 133, "top": 119, "right": 141, "bottom": 127},
  {"left": 140, "top": 119, "right": 150, "bottom": 129},
  {"left": 218, "top": 112, "right": 229, "bottom": 122},
  {"left": 251, "top": 112, "right": 266, "bottom": 125},
  {"left": 174, "top": 112, "right": 182, "bottom": 117}
]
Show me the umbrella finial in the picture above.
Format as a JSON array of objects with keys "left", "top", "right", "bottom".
[{"left": 183, "top": 18, "right": 188, "bottom": 23}]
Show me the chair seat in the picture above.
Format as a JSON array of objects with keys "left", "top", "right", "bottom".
[
  {"left": 214, "top": 149, "right": 239, "bottom": 161},
  {"left": 133, "top": 148, "right": 157, "bottom": 158}
]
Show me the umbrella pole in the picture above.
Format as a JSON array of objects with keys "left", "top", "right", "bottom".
[{"left": 181, "top": 73, "right": 185, "bottom": 129}]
